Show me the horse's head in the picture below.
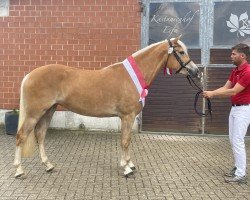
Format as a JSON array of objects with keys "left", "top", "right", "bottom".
[{"left": 165, "top": 36, "right": 201, "bottom": 79}]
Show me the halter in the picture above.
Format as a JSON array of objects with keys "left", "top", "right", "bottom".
[{"left": 168, "top": 40, "right": 192, "bottom": 74}]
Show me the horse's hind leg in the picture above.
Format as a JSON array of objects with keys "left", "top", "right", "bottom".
[
  {"left": 35, "top": 105, "right": 57, "bottom": 172},
  {"left": 14, "top": 118, "right": 40, "bottom": 178},
  {"left": 120, "top": 114, "right": 136, "bottom": 177}
]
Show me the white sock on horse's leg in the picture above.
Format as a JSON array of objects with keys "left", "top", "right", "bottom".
[
  {"left": 14, "top": 146, "right": 25, "bottom": 178},
  {"left": 15, "top": 165, "right": 25, "bottom": 178},
  {"left": 43, "top": 160, "right": 54, "bottom": 172},
  {"left": 13, "top": 146, "right": 21, "bottom": 166},
  {"left": 120, "top": 148, "right": 128, "bottom": 167},
  {"left": 120, "top": 153, "right": 135, "bottom": 176},
  {"left": 120, "top": 157, "right": 127, "bottom": 168},
  {"left": 39, "top": 143, "right": 54, "bottom": 172}
]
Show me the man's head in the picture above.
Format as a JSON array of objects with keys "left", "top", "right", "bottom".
[{"left": 231, "top": 43, "right": 249, "bottom": 66}]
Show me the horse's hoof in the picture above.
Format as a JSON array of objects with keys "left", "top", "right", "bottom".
[
  {"left": 124, "top": 171, "right": 134, "bottom": 178},
  {"left": 46, "top": 166, "right": 54, "bottom": 172},
  {"left": 15, "top": 171, "right": 25, "bottom": 178},
  {"left": 44, "top": 161, "right": 54, "bottom": 172},
  {"left": 15, "top": 166, "right": 25, "bottom": 178},
  {"left": 130, "top": 166, "right": 136, "bottom": 171}
]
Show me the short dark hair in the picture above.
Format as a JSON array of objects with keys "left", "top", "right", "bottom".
[{"left": 232, "top": 43, "right": 250, "bottom": 57}]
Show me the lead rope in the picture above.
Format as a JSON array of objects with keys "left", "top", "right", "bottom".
[{"left": 186, "top": 75, "right": 212, "bottom": 120}]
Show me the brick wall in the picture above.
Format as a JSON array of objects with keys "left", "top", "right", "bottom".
[{"left": 0, "top": 0, "right": 141, "bottom": 109}]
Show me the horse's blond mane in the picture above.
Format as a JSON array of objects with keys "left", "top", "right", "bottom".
[
  {"left": 132, "top": 40, "right": 167, "bottom": 57},
  {"left": 103, "top": 40, "right": 167, "bottom": 69},
  {"left": 102, "top": 38, "right": 188, "bottom": 69},
  {"left": 132, "top": 39, "right": 188, "bottom": 58},
  {"left": 177, "top": 40, "right": 188, "bottom": 54}
]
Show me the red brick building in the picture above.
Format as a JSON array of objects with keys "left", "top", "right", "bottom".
[
  {"left": 1, "top": 0, "right": 249, "bottom": 135},
  {"left": 0, "top": 0, "right": 141, "bottom": 109}
]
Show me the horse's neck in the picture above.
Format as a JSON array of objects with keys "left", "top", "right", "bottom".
[{"left": 133, "top": 42, "right": 168, "bottom": 86}]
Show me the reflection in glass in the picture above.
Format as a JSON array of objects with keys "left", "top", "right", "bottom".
[
  {"left": 149, "top": 2, "right": 200, "bottom": 47},
  {"left": 213, "top": 2, "right": 250, "bottom": 46}
]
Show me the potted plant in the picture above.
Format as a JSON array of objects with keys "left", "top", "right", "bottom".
[{"left": 5, "top": 109, "right": 19, "bottom": 135}]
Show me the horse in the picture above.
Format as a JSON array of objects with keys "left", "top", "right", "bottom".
[{"left": 13, "top": 36, "right": 201, "bottom": 178}]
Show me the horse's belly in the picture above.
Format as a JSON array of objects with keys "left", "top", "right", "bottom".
[{"left": 60, "top": 100, "right": 119, "bottom": 118}]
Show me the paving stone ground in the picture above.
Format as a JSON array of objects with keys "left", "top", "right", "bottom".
[{"left": 0, "top": 128, "right": 249, "bottom": 200}]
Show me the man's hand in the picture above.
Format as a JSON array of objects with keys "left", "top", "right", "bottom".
[{"left": 202, "top": 91, "right": 214, "bottom": 99}]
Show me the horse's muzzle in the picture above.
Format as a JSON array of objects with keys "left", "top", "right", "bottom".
[{"left": 188, "top": 67, "right": 201, "bottom": 79}]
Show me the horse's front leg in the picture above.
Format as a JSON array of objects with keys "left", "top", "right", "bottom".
[{"left": 120, "top": 114, "right": 136, "bottom": 177}]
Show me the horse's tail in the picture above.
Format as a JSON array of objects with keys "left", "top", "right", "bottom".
[{"left": 17, "top": 74, "right": 37, "bottom": 157}]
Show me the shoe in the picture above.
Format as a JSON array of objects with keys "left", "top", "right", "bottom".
[
  {"left": 224, "top": 167, "right": 236, "bottom": 177},
  {"left": 225, "top": 175, "right": 247, "bottom": 184}
]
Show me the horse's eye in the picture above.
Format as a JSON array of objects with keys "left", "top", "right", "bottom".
[{"left": 179, "top": 51, "right": 185, "bottom": 55}]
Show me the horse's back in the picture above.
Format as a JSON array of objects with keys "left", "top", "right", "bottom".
[{"left": 28, "top": 64, "right": 79, "bottom": 82}]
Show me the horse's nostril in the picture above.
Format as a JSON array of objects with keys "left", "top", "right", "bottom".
[
  {"left": 189, "top": 68, "right": 197, "bottom": 78},
  {"left": 198, "top": 72, "right": 203, "bottom": 80},
  {"left": 188, "top": 68, "right": 201, "bottom": 79}
]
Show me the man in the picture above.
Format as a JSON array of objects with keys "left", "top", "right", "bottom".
[{"left": 203, "top": 43, "right": 250, "bottom": 183}]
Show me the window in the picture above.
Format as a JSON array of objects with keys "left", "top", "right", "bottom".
[
  {"left": 0, "top": 0, "right": 9, "bottom": 17},
  {"left": 213, "top": 1, "right": 250, "bottom": 46},
  {"left": 149, "top": 2, "right": 200, "bottom": 47},
  {"left": 211, "top": 1, "right": 250, "bottom": 64}
]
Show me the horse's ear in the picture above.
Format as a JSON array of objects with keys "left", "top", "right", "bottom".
[
  {"left": 176, "top": 35, "right": 182, "bottom": 40},
  {"left": 172, "top": 35, "right": 182, "bottom": 44}
]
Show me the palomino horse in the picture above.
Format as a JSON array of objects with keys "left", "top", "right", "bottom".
[{"left": 14, "top": 36, "right": 201, "bottom": 178}]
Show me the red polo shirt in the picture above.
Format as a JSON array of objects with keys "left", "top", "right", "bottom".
[{"left": 228, "top": 62, "right": 250, "bottom": 104}]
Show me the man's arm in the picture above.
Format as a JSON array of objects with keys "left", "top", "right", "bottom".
[{"left": 202, "top": 80, "right": 245, "bottom": 98}]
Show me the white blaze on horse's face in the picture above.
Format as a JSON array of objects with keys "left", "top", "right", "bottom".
[{"left": 173, "top": 40, "right": 201, "bottom": 79}]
